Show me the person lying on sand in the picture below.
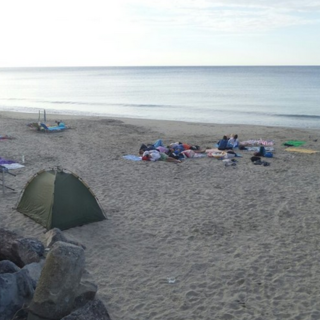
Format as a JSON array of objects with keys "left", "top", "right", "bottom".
[
  {"left": 139, "top": 139, "right": 164, "bottom": 155},
  {"left": 142, "top": 150, "right": 181, "bottom": 163},
  {"left": 167, "top": 142, "right": 206, "bottom": 160}
]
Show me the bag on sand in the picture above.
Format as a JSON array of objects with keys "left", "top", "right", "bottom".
[
  {"left": 264, "top": 152, "right": 273, "bottom": 158},
  {"left": 251, "top": 156, "right": 261, "bottom": 162}
]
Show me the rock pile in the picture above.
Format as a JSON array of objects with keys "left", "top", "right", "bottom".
[{"left": 0, "top": 228, "right": 111, "bottom": 320}]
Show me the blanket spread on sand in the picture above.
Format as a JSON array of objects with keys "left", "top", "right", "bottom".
[
  {"left": 285, "top": 148, "right": 319, "bottom": 154},
  {"left": 123, "top": 153, "right": 209, "bottom": 161},
  {"left": 240, "top": 139, "right": 274, "bottom": 146},
  {"left": 123, "top": 155, "right": 142, "bottom": 161},
  {"left": 283, "top": 140, "right": 306, "bottom": 147},
  {"left": 0, "top": 157, "right": 25, "bottom": 169},
  {"left": 243, "top": 146, "right": 274, "bottom": 152},
  {"left": 206, "top": 149, "right": 242, "bottom": 158}
]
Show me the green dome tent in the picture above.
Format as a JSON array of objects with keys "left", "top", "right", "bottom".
[{"left": 16, "top": 167, "right": 106, "bottom": 230}]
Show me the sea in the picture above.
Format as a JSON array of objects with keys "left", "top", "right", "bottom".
[{"left": 0, "top": 66, "right": 319, "bottom": 129}]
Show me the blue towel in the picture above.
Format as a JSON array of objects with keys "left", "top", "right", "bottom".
[
  {"left": 40, "top": 123, "right": 66, "bottom": 131},
  {"left": 123, "top": 155, "right": 142, "bottom": 161}
]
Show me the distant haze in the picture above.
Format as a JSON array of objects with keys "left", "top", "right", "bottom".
[{"left": 0, "top": 0, "right": 320, "bottom": 67}]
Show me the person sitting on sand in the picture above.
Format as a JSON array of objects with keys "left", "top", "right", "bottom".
[
  {"left": 228, "top": 134, "right": 239, "bottom": 148},
  {"left": 218, "top": 135, "right": 233, "bottom": 150},
  {"left": 142, "top": 150, "right": 181, "bottom": 163}
]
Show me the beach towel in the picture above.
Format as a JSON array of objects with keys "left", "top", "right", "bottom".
[
  {"left": 123, "top": 153, "right": 207, "bottom": 161},
  {"left": 243, "top": 146, "right": 274, "bottom": 152},
  {"left": 123, "top": 155, "right": 142, "bottom": 161},
  {"left": 0, "top": 157, "right": 25, "bottom": 169},
  {"left": 285, "top": 148, "right": 319, "bottom": 154},
  {"left": 240, "top": 139, "right": 274, "bottom": 146},
  {"left": 206, "top": 149, "right": 242, "bottom": 158},
  {"left": 181, "top": 149, "right": 208, "bottom": 159},
  {"left": 41, "top": 123, "right": 67, "bottom": 132},
  {"left": 1, "top": 163, "right": 25, "bottom": 169},
  {"left": 282, "top": 140, "right": 306, "bottom": 147},
  {"left": 193, "top": 153, "right": 207, "bottom": 158}
]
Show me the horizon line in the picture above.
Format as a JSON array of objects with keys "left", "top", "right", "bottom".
[{"left": 0, "top": 64, "right": 320, "bottom": 69}]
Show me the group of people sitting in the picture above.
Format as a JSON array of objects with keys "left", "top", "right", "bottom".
[
  {"left": 139, "top": 135, "right": 240, "bottom": 163},
  {"left": 217, "top": 134, "right": 239, "bottom": 150}
]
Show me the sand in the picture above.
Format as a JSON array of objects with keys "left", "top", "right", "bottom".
[{"left": 1, "top": 111, "right": 320, "bottom": 320}]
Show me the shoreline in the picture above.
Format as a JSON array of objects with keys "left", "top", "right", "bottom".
[
  {"left": 1, "top": 111, "right": 320, "bottom": 319},
  {"left": 1, "top": 109, "right": 319, "bottom": 135}
]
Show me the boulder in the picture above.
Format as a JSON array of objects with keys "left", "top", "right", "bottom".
[
  {"left": 11, "top": 238, "right": 44, "bottom": 267},
  {"left": 0, "top": 260, "right": 20, "bottom": 274},
  {"left": 73, "top": 280, "right": 98, "bottom": 309},
  {"left": 18, "top": 238, "right": 45, "bottom": 257},
  {"left": 0, "top": 228, "right": 44, "bottom": 267},
  {"left": 0, "top": 228, "right": 18, "bottom": 261},
  {"left": 27, "top": 242, "right": 85, "bottom": 320},
  {"left": 61, "top": 299, "right": 111, "bottom": 320},
  {"left": 11, "top": 307, "right": 28, "bottom": 320},
  {"left": 0, "top": 269, "right": 35, "bottom": 320},
  {"left": 45, "top": 228, "right": 86, "bottom": 249},
  {"left": 22, "top": 261, "right": 45, "bottom": 285}
]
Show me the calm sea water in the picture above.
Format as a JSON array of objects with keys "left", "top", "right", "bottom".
[{"left": 0, "top": 66, "right": 319, "bottom": 128}]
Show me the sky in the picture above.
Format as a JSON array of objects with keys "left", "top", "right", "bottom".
[{"left": 0, "top": 0, "right": 320, "bottom": 67}]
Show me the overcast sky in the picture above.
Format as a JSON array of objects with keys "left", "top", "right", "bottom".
[{"left": 1, "top": 0, "right": 320, "bottom": 67}]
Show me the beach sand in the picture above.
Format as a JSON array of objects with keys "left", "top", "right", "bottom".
[{"left": 1, "top": 111, "right": 320, "bottom": 320}]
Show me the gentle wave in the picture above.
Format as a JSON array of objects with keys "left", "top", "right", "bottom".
[
  {"left": 1, "top": 98, "right": 176, "bottom": 109},
  {"left": 1, "top": 98, "right": 320, "bottom": 120},
  {"left": 1, "top": 66, "right": 320, "bottom": 128},
  {"left": 276, "top": 114, "right": 320, "bottom": 119}
]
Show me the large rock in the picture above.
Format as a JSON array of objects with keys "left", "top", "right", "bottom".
[
  {"left": 0, "top": 228, "right": 44, "bottom": 267},
  {"left": 22, "top": 261, "right": 45, "bottom": 285},
  {"left": 18, "top": 238, "right": 45, "bottom": 257},
  {"left": 0, "top": 228, "right": 18, "bottom": 261},
  {"left": 11, "top": 307, "right": 28, "bottom": 320},
  {"left": 45, "top": 228, "right": 86, "bottom": 249},
  {"left": 10, "top": 238, "right": 44, "bottom": 267},
  {"left": 61, "top": 299, "right": 111, "bottom": 320},
  {"left": 0, "top": 260, "right": 20, "bottom": 274},
  {"left": 0, "top": 268, "right": 35, "bottom": 320},
  {"left": 73, "top": 269, "right": 98, "bottom": 308},
  {"left": 27, "top": 242, "right": 85, "bottom": 320},
  {"left": 73, "top": 279, "right": 98, "bottom": 309}
]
